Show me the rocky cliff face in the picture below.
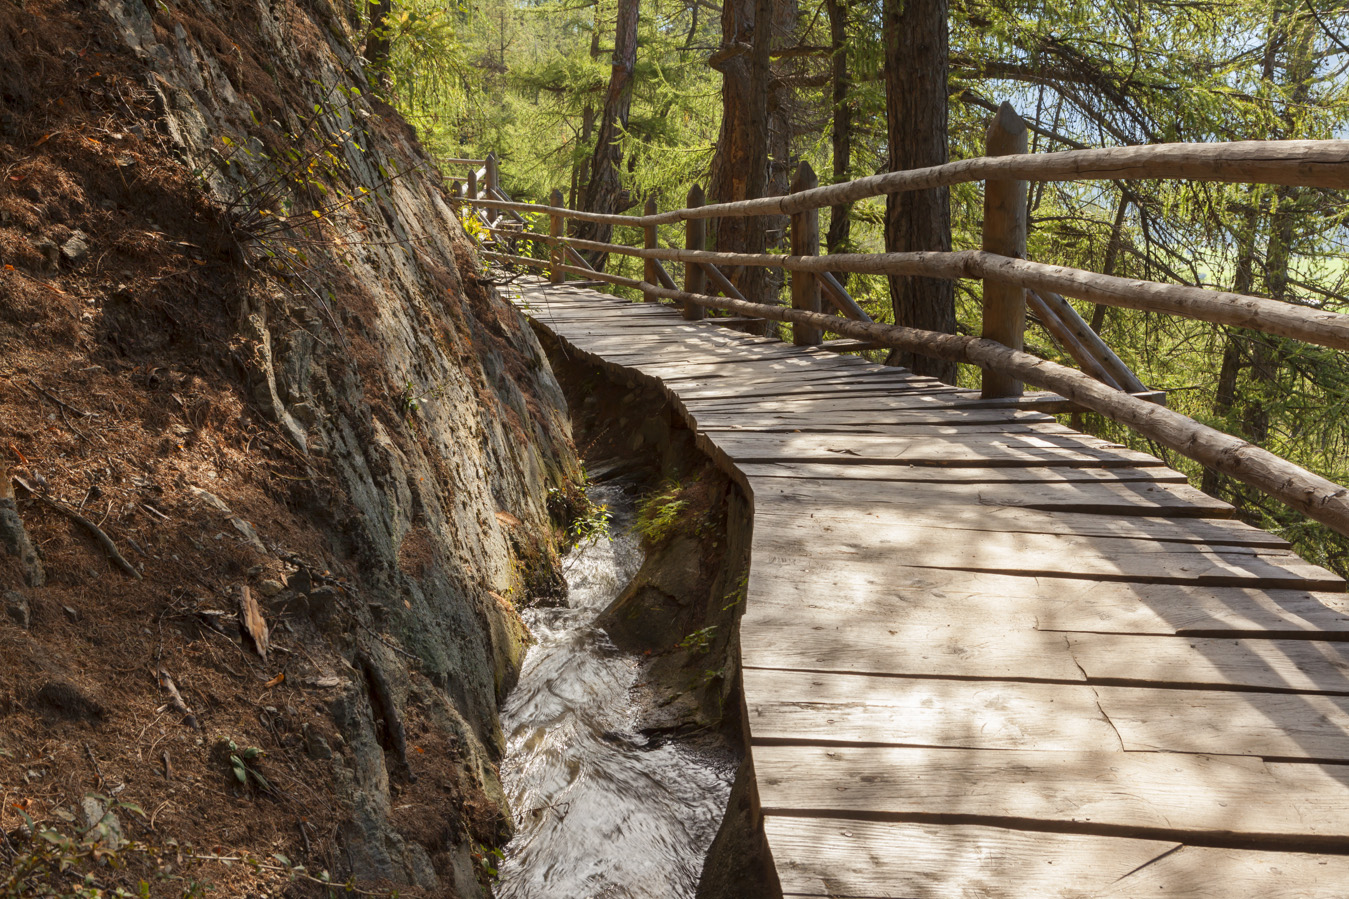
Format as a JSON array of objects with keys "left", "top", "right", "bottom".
[{"left": 0, "top": 0, "right": 577, "bottom": 894}]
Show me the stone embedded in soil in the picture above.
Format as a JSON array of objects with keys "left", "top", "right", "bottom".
[
  {"left": 4, "top": 591, "right": 29, "bottom": 629},
  {"left": 61, "top": 231, "right": 90, "bottom": 265}
]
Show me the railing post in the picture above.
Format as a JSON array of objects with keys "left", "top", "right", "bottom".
[
  {"left": 467, "top": 168, "right": 478, "bottom": 204},
  {"left": 980, "top": 101, "right": 1029, "bottom": 398},
  {"left": 643, "top": 195, "right": 658, "bottom": 304},
  {"left": 684, "top": 185, "right": 707, "bottom": 320},
  {"left": 485, "top": 152, "right": 499, "bottom": 196},
  {"left": 790, "top": 161, "right": 822, "bottom": 346},
  {"left": 549, "top": 188, "right": 565, "bottom": 284}
]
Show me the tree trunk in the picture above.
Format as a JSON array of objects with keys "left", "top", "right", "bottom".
[
  {"left": 824, "top": 0, "right": 852, "bottom": 274},
  {"left": 574, "top": 11, "right": 603, "bottom": 216},
  {"left": 577, "top": 0, "right": 640, "bottom": 258},
  {"left": 882, "top": 0, "right": 955, "bottom": 383},
  {"left": 708, "top": 0, "right": 774, "bottom": 305},
  {"left": 365, "top": 0, "right": 393, "bottom": 79}
]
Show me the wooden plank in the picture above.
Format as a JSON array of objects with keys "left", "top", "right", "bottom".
[
  {"left": 671, "top": 377, "right": 960, "bottom": 401},
  {"left": 753, "top": 502, "right": 1272, "bottom": 546},
  {"left": 705, "top": 420, "right": 1078, "bottom": 439},
  {"left": 707, "top": 431, "right": 1164, "bottom": 469},
  {"left": 738, "top": 461, "right": 1189, "bottom": 484},
  {"left": 1068, "top": 634, "right": 1349, "bottom": 693},
  {"left": 743, "top": 567, "right": 1349, "bottom": 639},
  {"left": 691, "top": 408, "right": 1059, "bottom": 429},
  {"left": 750, "top": 475, "right": 1232, "bottom": 518},
  {"left": 1093, "top": 844, "right": 1349, "bottom": 899},
  {"left": 1095, "top": 685, "right": 1349, "bottom": 759},
  {"left": 765, "top": 818, "right": 1178, "bottom": 899},
  {"left": 752, "top": 527, "right": 1340, "bottom": 590},
  {"left": 682, "top": 391, "right": 995, "bottom": 414},
  {"left": 755, "top": 744, "right": 1349, "bottom": 843},
  {"left": 739, "top": 619, "right": 1085, "bottom": 682},
  {"left": 741, "top": 670, "right": 1122, "bottom": 750}
]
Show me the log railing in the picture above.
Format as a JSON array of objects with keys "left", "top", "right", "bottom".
[{"left": 454, "top": 114, "right": 1349, "bottom": 537}]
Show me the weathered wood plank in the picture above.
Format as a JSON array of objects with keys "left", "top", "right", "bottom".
[
  {"left": 750, "top": 476, "right": 1233, "bottom": 518},
  {"left": 739, "top": 620, "right": 1084, "bottom": 682},
  {"left": 753, "top": 502, "right": 1273, "bottom": 546},
  {"left": 1068, "top": 634, "right": 1349, "bottom": 693},
  {"left": 755, "top": 744, "right": 1349, "bottom": 843},
  {"left": 742, "top": 670, "right": 1122, "bottom": 750},
  {"left": 766, "top": 818, "right": 1177, "bottom": 899},
  {"left": 708, "top": 431, "right": 1164, "bottom": 468},
  {"left": 739, "top": 461, "right": 1189, "bottom": 484},
  {"left": 742, "top": 568, "right": 1349, "bottom": 640},
  {"left": 1095, "top": 685, "right": 1349, "bottom": 759},
  {"left": 1093, "top": 845, "right": 1349, "bottom": 899},
  {"left": 753, "top": 526, "right": 1340, "bottom": 589},
  {"left": 692, "top": 408, "right": 1058, "bottom": 429}
]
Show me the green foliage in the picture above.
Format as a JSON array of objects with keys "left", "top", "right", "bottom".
[
  {"left": 225, "top": 740, "right": 271, "bottom": 793},
  {"left": 547, "top": 474, "right": 612, "bottom": 549},
  {"left": 634, "top": 479, "right": 687, "bottom": 545},
  {"left": 0, "top": 796, "right": 206, "bottom": 899},
  {"left": 374, "top": 0, "right": 1349, "bottom": 568},
  {"left": 676, "top": 625, "right": 716, "bottom": 655}
]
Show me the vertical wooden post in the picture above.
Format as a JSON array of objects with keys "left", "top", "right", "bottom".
[
  {"left": 485, "top": 152, "right": 499, "bottom": 196},
  {"left": 980, "top": 101, "right": 1029, "bottom": 398},
  {"left": 684, "top": 185, "right": 707, "bottom": 320},
  {"left": 790, "top": 161, "right": 822, "bottom": 346},
  {"left": 548, "top": 188, "right": 565, "bottom": 284},
  {"left": 643, "top": 195, "right": 659, "bottom": 304},
  {"left": 467, "top": 168, "right": 478, "bottom": 203}
]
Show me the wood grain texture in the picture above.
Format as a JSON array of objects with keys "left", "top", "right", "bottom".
[
  {"left": 1067, "top": 634, "right": 1349, "bottom": 693},
  {"left": 765, "top": 817, "right": 1176, "bottom": 899},
  {"left": 741, "top": 669, "right": 1122, "bottom": 750},
  {"left": 750, "top": 476, "right": 1234, "bottom": 518},
  {"left": 752, "top": 526, "right": 1339, "bottom": 589},
  {"left": 1095, "top": 685, "right": 1349, "bottom": 759},
  {"left": 755, "top": 744, "right": 1349, "bottom": 842},
  {"left": 743, "top": 567, "right": 1349, "bottom": 639},
  {"left": 512, "top": 279, "right": 1349, "bottom": 894}
]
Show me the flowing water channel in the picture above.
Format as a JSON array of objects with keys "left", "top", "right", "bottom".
[{"left": 495, "top": 483, "right": 734, "bottom": 899}]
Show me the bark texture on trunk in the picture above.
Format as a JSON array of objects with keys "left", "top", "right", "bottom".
[
  {"left": 824, "top": 0, "right": 851, "bottom": 270},
  {"left": 708, "top": 0, "right": 774, "bottom": 304},
  {"left": 578, "top": 0, "right": 640, "bottom": 254},
  {"left": 882, "top": 0, "right": 955, "bottom": 383}
]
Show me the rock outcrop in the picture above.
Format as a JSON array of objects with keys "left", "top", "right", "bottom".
[{"left": 0, "top": 0, "right": 579, "bottom": 894}]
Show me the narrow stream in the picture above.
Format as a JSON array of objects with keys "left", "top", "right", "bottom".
[{"left": 496, "top": 482, "right": 733, "bottom": 899}]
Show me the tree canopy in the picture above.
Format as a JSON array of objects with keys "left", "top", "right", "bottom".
[{"left": 368, "top": 0, "right": 1349, "bottom": 571}]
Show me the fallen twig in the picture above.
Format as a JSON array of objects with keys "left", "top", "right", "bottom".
[
  {"left": 155, "top": 668, "right": 199, "bottom": 730},
  {"left": 12, "top": 475, "right": 141, "bottom": 579}
]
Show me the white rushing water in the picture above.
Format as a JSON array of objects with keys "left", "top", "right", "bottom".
[{"left": 495, "top": 483, "right": 733, "bottom": 899}]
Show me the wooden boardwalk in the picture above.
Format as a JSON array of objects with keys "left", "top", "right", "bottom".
[{"left": 509, "top": 276, "right": 1349, "bottom": 898}]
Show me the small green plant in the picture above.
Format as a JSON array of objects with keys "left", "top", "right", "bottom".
[
  {"left": 0, "top": 795, "right": 209, "bottom": 899},
  {"left": 471, "top": 843, "right": 504, "bottom": 880},
  {"left": 227, "top": 740, "right": 271, "bottom": 793},
  {"left": 547, "top": 476, "right": 611, "bottom": 549},
  {"left": 634, "top": 480, "right": 687, "bottom": 545},
  {"left": 676, "top": 625, "right": 717, "bottom": 655},
  {"left": 721, "top": 571, "right": 749, "bottom": 612}
]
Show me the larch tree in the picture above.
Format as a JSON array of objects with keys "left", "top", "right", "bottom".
[
  {"left": 578, "top": 0, "right": 642, "bottom": 255},
  {"left": 882, "top": 0, "right": 956, "bottom": 383}
]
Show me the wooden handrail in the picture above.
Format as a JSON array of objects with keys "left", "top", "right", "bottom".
[
  {"left": 517, "top": 234, "right": 1349, "bottom": 353},
  {"left": 463, "top": 133, "right": 1349, "bottom": 538},
  {"left": 633, "top": 279, "right": 1349, "bottom": 539},
  {"left": 468, "top": 141, "right": 1349, "bottom": 227}
]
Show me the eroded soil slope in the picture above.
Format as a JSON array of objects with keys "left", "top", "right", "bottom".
[{"left": 0, "top": 1, "right": 579, "bottom": 895}]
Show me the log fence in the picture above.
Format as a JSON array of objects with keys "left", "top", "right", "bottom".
[{"left": 447, "top": 116, "right": 1349, "bottom": 536}]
